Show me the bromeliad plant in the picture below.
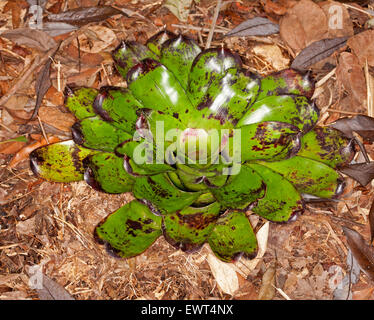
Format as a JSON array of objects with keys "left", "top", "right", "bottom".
[{"left": 30, "top": 31, "right": 355, "bottom": 262}]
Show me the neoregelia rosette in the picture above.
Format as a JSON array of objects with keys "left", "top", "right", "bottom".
[{"left": 29, "top": 31, "right": 355, "bottom": 262}]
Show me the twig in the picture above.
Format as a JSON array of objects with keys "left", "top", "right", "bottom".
[
  {"left": 365, "top": 59, "right": 374, "bottom": 118},
  {"left": 0, "top": 243, "right": 22, "bottom": 250},
  {"left": 343, "top": 3, "right": 374, "bottom": 17},
  {"left": 0, "top": 48, "right": 26, "bottom": 62},
  {"left": 0, "top": 122, "right": 14, "bottom": 133},
  {"left": 352, "top": 131, "right": 371, "bottom": 164},
  {"left": 205, "top": 0, "right": 222, "bottom": 49},
  {"left": 272, "top": 284, "right": 291, "bottom": 300},
  {"left": 326, "top": 109, "right": 364, "bottom": 115},
  {"left": 37, "top": 115, "right": 49, "bottom": 144},
  {"left": 315, "top": 68, "right": 336, "bottom": 88},
  {"left": 101, "top": 63, "right": 112, "bottom": 86},
  {"left": 171, "top": 24, "right": 227, "bottom": 34}
]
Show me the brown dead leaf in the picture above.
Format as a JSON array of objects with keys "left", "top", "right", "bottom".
[
  {"left": 8, "top": 136, "right": 60, "bottom": 169},
  {"left": 236, "top": 274, "right": 258, "bottom": 300},
  {"left": 3, "top": 94, "right": 29, "bottom": 111},
  {"left": 343, "top": 227, "right": 374, "bottom": 282},
  {"left": 3, "top": 0, "right": 28, "bottom": 29},
  {"left": 320, "top": 1, "right": 354, "bottom": 38},
  {"left": 352, "top": 285, "right": 374, "bottom": 300},
  {"left": 77, "top": 25, "right": 116, "bottom": 53},
  {"left": 253, "top": 44, "right": 289, "bottom": 70},
  {"left": 67, "top": 67, "right": 100, "bottom": 87},
  {"left": 0, "top": 29, "right": 57, "bottom": 52},
  {"left": 346, "top": 3, "right": 369, "bottom": 26},
  {"left": 36, "top": 274, "right": 75, "bottom": 300},
  {"left": 279, "top": 14, "right": 306, "bottom": 54},
  {"left": 38, "top": 106, "right": 75, "bottom": 132},
  {"left": 0, "top": 140, "right": 26, "bottom": 154},
  {"left": 258, "top": 266, "right": 276, "bottom": 300},
  {"left": 66, "top": 43, "right": 104, "bottom": 66},
  {"left": 45, "top": 6, "right": 124, "bottom": 27},
  {"left": 263, "top": 0, "right": 288, "bottom": 16},
  {"left": 280, "top": 0, "right": 328, "bottom": 54},
  {"left": 347, "top": 30, "right": 374, "bottom": 67},
  {"left": 336, "top": 52, "right": 367, "bottom": 106},
  {"left": 45, "top": 86, "right": 64, "bottom": 106}
]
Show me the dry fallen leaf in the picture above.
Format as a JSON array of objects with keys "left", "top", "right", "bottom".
[
  {"left": 77, "top": 25, "right": 117, "bottom": 54},
  {"left": 45, "top": 86, "right": 64, "bottom": 106},
  {"left": 347, "top": 30, "right": 374, "bottom": 68},
  {"left": 3, "top": 94, "right": 29, "bottom": 111},
  {"left": 0, "top": 140, "right": 26, "bottom": 154},
  {"left": 253, "top": 44, "right": 290, "bottom": 71},
  {"left": 65, "top": 43, "right": 104, "bottom": 66},
  {"left": 329, "top": 115, "right": 374, "bottom": 142},
  {"left": 38, "top": 106, "right": 76, "bottom": 132},
  {"left": 343, "top": 227, "right": 374, "bottom": 282},
  {"left": 45, "top": 6, "right": 124, "bottom": 27},
  {"left": 352, "top": 286, "right": 374, "bottom": 300},
  {"left": 225, "top": 17, "right": 279, "bottom": 38},
  {"left": 291, "top": 37, "right": 348, "bottom": 71},
  {"left": 280, "top": 0, "right": 328, "bottom": 54},
  {"left": 163, "top": 0, "right": 193, "bottom": 22},
  {"left": 339, "top": 162, "right": 374, "bottom": 187},
  {"left": 258, "top": 266, "right": 276, "bottom": 300},
  {"left": 206, "top": 253, "right": 239, "bottom": 296},
  {"left": 4, "top": 0, "right": 26, "bottom": 29},
  {"left": 263, "top": 0, "right": 289, "bottom": 16},
  {"left": 336, "top": 52, "right": 367, "bottom": 107},
  {"left": 370, "top": 200, "right": 374, "bottom": 244},
  {"left": 67, "top": 67, "right": 101, "bottom": 87},
  {"left": 0, "top": 28, "right": 57, "bottom": 51}
]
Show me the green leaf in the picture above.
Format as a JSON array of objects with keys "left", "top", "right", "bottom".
[
  {"left": 248, "top": 163, "right": 304, "bottom": 222},
  {"left": 237, "top": 95, "right": 319, "bottom": 133},
  {"left": 133, "top": 173, "right": 201, "bottom": 214},
  {"left": 188, "top": 48, "right": 242, "bottom": 107},
  {"left": 257, "top": 69, "right": 315, "bottom": 101},
  {"left": 93, "top": 86, "right": 143, "bottom": 135},
  {"left": 0, "top": 135, "right": 27, "bottom": 144},
  {"left": 256, "top": 156, "right": 342, "bottom": 198},
  {"left": 208, "top": 210, "right": 257, "bottom": 262},
  {"left": 112, "top": 41, "right": 158, "bottom": 79},
  {"left": 163, "top": 202, "right": 221, "bottom": 252},
  {"left": 95, "top": 200, "right": 162, "bottom": 258},
  {"left": 64, "top": 87, "right": 98, "bottom": 120},
  {"left": 298, "top": 126, "right": 354, "bottom": 168},
  {"left": 146, "top": 30, "right": 176, "bottom": 56},
  {"left": 83, "top": 152, "right": 135, "bottom": 193},
  {"left": 210, "top": 165, "right": 265, "bottom": 209},
  {"left": 229, "top": 121, "right": 301, "bottom": 162},
  {"left": 127, "top": 59, "right": 194, "bottom": 119},
  {"left": 30, "top": 140, "right": 97, "bottom": 182},
  {"left": 190, "top": 69, "right": 260, "bottom": 130},
  {"left": 160, "top": 34, "right": 201, "bottom": 89},
  {"left": 72, "top": 116, "right": 132, "bottom": 152}
]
